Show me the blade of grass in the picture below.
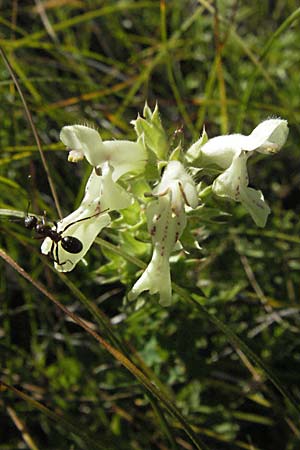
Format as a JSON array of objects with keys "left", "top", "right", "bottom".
[
  {"left": 160, "top": 0, "right": 195, "bottom": 137},
  {"left": 6, "top": 406, "right": 40, "bottom": 450},
  {"left": 3, "top": 1, "right": 159, "bottom": 49},
  {"left": 236, "top": 7, "right": 300, "bottom": 131},
  {"left": 0, "top": 222, "right": 181, "bottom": 450},
  {"left": 199, "top": 1, "right": 300, "bottom": 133},
  {"left": 0, "top": 210, "right": 168, "bottom": 397},
  {"left": 9, "top": 55, "right": 41, "bottom": 102},
  {"left": 95, "top": 237, "right": 300, "bottom": 419},
  {"left": 0, "top": 248, "right": 210, "bottom": 450},
  {"left": 0, "top": 46, "right": 63, "bottom": 219},
  {"left": 42, "top": 77, "right": 137, "bottom": 111},
  {"left": 115, "top": 3, "right": 204, "bottom": 119},
  {"left": 1, "top": 381, "right": 119, "bottom": 450},
  {"left": 211, "top": 0, "right": 239, "bottom": 135},
  {"left": 54, "top": 274, "right": 180, "bottom": 450},
  {"left": 195, "top": 56, "right": 217, "bottom": 133},
  {"left": 185, "top": 291, "right": 300, "bottom": 418}
]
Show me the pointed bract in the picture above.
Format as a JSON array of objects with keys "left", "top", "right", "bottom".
[
  {"left": 185, "top": 127, "right": 208, "bottom": 164},
  {"left": 131, "top": 102, "right": 168, "bottom": 159}
]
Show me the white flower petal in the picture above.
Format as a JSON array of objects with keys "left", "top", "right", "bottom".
[
  {"left": 41, "top": 209, "right": 111, "bottom": 272},
  {"left": 102, "top": 139, "right": 147, "bottom": 181},
  {"left": 60, "top": 125, "right": 104, "bottom": 167},
  {"left": 239, "top": 187, "right": 270, "bottom": 227},
  {"left": 60, "top": 124, "right": 147, "bottom": 179},
  {"left": 187, "top": 118, "right": 288, "bottom": 169},
  {"left": 153, "top": 161, "right": 198, "bottom": 209},
  {"left": 41, "top": 164, "right": 132, "bottom": 272},
  {"left": 100, "top": 162, "right": 133, "bottom": 210},
  {"left": 212, "top": 151, "right": 250, "bottom": 200},
  {"left": 129, "top": 193, "right": 187, "bottom": 306},
  {"left": 41, "top": 170, "right": 111, "bottom": 271},
  {"left": 199, "top": 134, "right": 245, "bottom": 168},
  {"left": 128, "top": 246, "right": 172, "bottom": 306},
  {"left": 146, "top": 194, "right": 187, "bottom": 247},
  {"left": 212, "top": 151, "right": 270, "bottom": 227},
  {"left": 243, "top": 118, "right": 288, "bottom": 153}
]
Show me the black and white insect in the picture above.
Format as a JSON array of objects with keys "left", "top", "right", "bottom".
[{"left": 25, "top": 210, "right": 104, "bottom": 267}]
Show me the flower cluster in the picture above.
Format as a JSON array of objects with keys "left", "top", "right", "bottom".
[{"left": 42, "top": 105, "right": 288, "bottom": 306}]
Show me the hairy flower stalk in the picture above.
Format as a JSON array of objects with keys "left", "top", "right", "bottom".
[
  {"left": 186, "top": 118, "right": 288, "bottom": 227},
  {"left": 129, "top": 161, "right": 198, "bottom": 306}
]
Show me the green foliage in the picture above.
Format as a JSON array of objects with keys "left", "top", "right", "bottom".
[{"left": 1, "top": 1, "right": 300, "bottom": 449}]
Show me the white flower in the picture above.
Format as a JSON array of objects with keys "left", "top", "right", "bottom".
[
  {"left": 186, "top": 119, "right": 288, "bottom": 227},
  {"left": 128, "top": 161, "right": 198, "bottom": 306},
  {"left": 41, "top": 122, "right": 144, "bottom": 272},
  {"left": 60, "top": 124, "right": 147, "bottom": 180}
]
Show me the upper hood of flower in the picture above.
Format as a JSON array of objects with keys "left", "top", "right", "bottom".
[
  {"left": 60, "top": 124, "right": 147, "bottom": 181},
  {"left": 242, "top": 118, "right": 288, "bottom": 154}
]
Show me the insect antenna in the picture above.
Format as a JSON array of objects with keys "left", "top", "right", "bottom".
[{"left": 60, "top": 208, "right": 109, "bottom": 234}]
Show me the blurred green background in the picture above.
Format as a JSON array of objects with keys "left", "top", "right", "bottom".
[{"left": 1, "top": 1, "right": 300, "bottom": 449}]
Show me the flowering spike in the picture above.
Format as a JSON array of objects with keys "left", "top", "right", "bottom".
[{"left": 45, "top": 110, "right": 289, "bottom": 304}]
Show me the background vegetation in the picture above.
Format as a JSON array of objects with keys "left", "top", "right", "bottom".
[{"left": 1, "top": 1, "right": 300, "bottom": 449}]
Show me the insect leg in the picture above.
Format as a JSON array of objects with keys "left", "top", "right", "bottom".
[
  {"left": 55, "top": 242, "right": 61, "bottom": 265},
  {"left": 53, "top": 241, "right": 73, "bottom": 268}
]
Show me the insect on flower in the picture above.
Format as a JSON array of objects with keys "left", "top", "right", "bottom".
[{"left": 25, "top": 209, "right": 107, "bottom": 268}]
